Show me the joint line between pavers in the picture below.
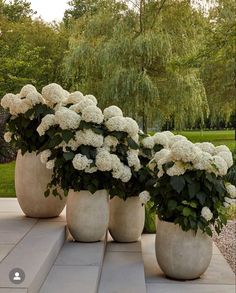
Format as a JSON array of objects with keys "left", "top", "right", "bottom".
[{"left": 0, "top": 218, "right": 39, "bottom": 263}]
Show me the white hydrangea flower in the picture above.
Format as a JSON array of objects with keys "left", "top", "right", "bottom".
[
  {"left": 103, "top": 135, "right": 119, "bottom": 150},
  {"left": 153, "top": 132, "right": 169, "bottom": 147},
  {"left": 127, "top": 149, "right": 141, "bottom": 171},
  {"left": 103, "top": 105, "right": 123, "bottom": 120},
  {"left": 142, "top": 136, "right": 155, "bottom": 149},
  {"left": 171, "top": 140, "right": 199, "bottom": 162},
  {"left": 161, "top": 131, "right": 175, "bottom": 139},
  {"left": 131, "top": 134, "right": 139, "bottom": 144},
  {"left": 193, "top": 151, "right": 212, "bottom": 171},
  {"left": 72, "top": 154, "right": 92, "bottom": 171},
  {"left": 1, "top": 93, "right": 16, "bottom": 109},
  {"left": 81, "top": 105, "right": 104, "bottom": 124},
  {"left": 42, "top": 83, "right": 66, "bottom": 107},
  {"left": 95, "top": 149, "right": 112, "bottom": 171},
  {"left": 55, "top": 107, "right": 81, "bottom": 130},
  {"left": 66, "top": 91, "right": 84, "bottom": 105},
  {"left": 19, "top": 84, "right": 37, "bottom": 98},
  {"left": 225, "top": 183, "right": 236, "bottom": 199},
  {"left": 154, "top": 149, "right": 172, "bottom": 164},
  {"left": 166, "top": 161, "right": 188, "bottom": 176},
  {"left": 201, "top": 207, "right": 213, "bottom": 221},
  {"left": 75, "top": 129, "right": 104, "bottom": 148},
  {"left": 124, "top": 117, "right": 139, "bottom": 136},
  {"left": 120, "top": 165, "right": 132, "bottom": 182},
  {"left": 46, "top": 159, "right": 55, "bottom": 170},
  {"left": 223, "top": 197, "right": 235, "bottom": 208},
  {"left": 66, "top": 138, "right": 78, "bottom": 151},
  {"left": 215, "top": 145, "right": 230, "bottom": 154},
  {"left": 217, "top": 151, "right": 233, "bottom": 168},
  {"left": 4, "top": 132, "right": 12, "bottom": 143},
  {"left": 169, "top": 135, "right": 187, "bottom": 147},
  {"left": 14, "top": 98, "right": 31, "bottom": 115},
  {"left": 105, "top": 116, "right": 126, "bottom": 132},
  {"left": 26, "top": 92, "right": 44, "bottom": 106},
  {"left": 40, "top": 149, "right": 52, "bottom": 164},
  {"left": 139, "top": 191, "right": 151, "bottom": 204},
  {"left": 211, "top": 155, "right": 228, "bottom": 176},
  {"left": 84, "top": 94, "right": 97, "bottom": 105},
  {"left": 36, "top": 114, "right": 57, "bottom": 136},
  {"left": 195, "top": 142, "right": 216, "bottom": 155},
  {"left": 70, "top": 99, "right": 95, "bottom": 113}
]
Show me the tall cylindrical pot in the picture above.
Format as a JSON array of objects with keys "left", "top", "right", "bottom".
[
  {"left": 66, "top": 189, "right": 109, "bottom": 242},
  {"left": 109, "top": 196, "right": 145, "bottom": 242},
  {"left": 155, "top": 220, "right": 212, "bottom": 280},
  {"left": 15, "top": 151, "right": 66, "bottom": 218}
]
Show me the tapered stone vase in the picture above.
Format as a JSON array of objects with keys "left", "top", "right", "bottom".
[
  {"left": 66, "top": 189, "right": 109, "bottom": 242},
  {"left": 155, "top": 220, "right": 212, "bottom": 280},
  {"left": 109, "top": 196, "right": 145, "bottom": 242},
  {"left": 15, "top": 151, "right": 66, "bottom": 218}
]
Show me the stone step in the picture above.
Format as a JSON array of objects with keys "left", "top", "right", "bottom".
[
  {"left": 39, "top": 233, "right": 107, "bottom": 293},
  {"left": 0, "top": 213, "right": 66, "bottom": 293},
  {"left": 98, "top": 235, "right": 146, "bottom": 293}
]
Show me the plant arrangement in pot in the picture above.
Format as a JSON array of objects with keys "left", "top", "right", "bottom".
[
  {"left": 101, "top": 106, "right": 154, "bottom": 242},
  {"left": 40, "top": 102, "right": 142, "bottom": 242},
  {"left": 0, "top": 83, "right": 69, "bottom": 218},
  {"left": 148, "top": 135, "right": 235, "bottom": 280}
]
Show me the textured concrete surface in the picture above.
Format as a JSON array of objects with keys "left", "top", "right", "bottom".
[{"left": 98, "top": 239, "right": 146, "bottom": 293}]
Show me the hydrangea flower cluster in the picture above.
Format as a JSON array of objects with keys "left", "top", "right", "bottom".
[{"left": 149, "top": 135, "right": 233, "bottom": 178}]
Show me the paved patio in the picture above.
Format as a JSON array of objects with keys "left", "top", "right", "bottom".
[{"left": 0, "top": 198, "right": 235, "bottom": 293}]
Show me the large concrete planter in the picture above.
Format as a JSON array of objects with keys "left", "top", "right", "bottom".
[
  {"left": 155, "top": 220, "right": 212, "bottom": 280},
  {"left": 109, "top": 196, "right": 145, "bottom": 242},
  {"left": 66, "top": 189, "right": 109, "bottom": 242},
  {"left": 15, "top": 151, "right": 66, "bottom": 218}
]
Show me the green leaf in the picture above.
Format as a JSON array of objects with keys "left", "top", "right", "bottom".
[
  {"left": 44, "top": 189, "right": 50, "bottom": 197},
  {"left": 62, "top": 130, "right": 74, "bottom": 143},
  {"left": 167, "top": 199, "right": 177, "bottom": 211},
  {"left": 127, "top": 137, "right": 139, "bottom": 149},
  {"left": 63, "top": 152, "right": 75, "bottom": 161},
  {"left": 189, "top": 200, "right": 198, "bottom": 208},
  {"left": 182, "top": 207, "right": 192, "bottom": 217},
  {"left": 196, "top": 192, "right": 207, "bottom": 205},
  {"left": 170, "top": 176, "right": 185, "bottom": 194},
  {"left": 205, "top": 226, "right": 213, "bottom": 237},
  {"left": 188, "top": 181, "right": 201, "bottom": 199}
]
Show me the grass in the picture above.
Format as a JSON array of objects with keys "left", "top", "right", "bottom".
[
  {"left": 0, "top": 130, "right": 235, "bottom": 198},
  {"left": 0, "top": 161, "right": 16, "bottom": 197}
]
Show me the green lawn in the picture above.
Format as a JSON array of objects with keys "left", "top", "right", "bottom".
[
  {"left": 0, "top": 130, "right": 235, "bottom": 197},
  {"left": 0, "top": 161, "right": 16, "bottom": 197}
]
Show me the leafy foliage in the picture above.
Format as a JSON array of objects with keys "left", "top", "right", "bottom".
[{"left": 150, "top": 169, "right": 228, "bottom": 236}]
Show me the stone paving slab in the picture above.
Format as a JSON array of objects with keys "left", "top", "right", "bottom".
[
  {"left": 0, "top": 214, "right": 37, "bottom": 245},
  {"left": 0, "top": 199, "right": 22, "bottom": 213},
  {"left": 0, "top": 221, "right": 66, "bottom": 293},
  {"left": 0, "top": 244, "right": 14, "bottom": 262},
  {"left": 0, "top": 289, "right": 28, "bottom": 293},
  {"left": 55, "top": 240, "right": 106, "bottom": 266},
  {"left": 142, "top": 234, "right": 235, "bottom": 292},
  {"left": 39, "top": 265, "right": 100, "bottom": 293},
  {"left": 98, "top": 239, "right": 146, "bottom": 293},
  {"left": 146, "top": 283, "right": 236, "bottom": 293}
]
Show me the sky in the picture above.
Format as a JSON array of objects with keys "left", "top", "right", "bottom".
[{"left": 29, "top": 0, "right": 69, "bottom": 22}]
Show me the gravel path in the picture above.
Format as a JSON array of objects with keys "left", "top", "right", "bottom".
[{"left": 213, "top": 220, "right": 236, "bottom": 274}]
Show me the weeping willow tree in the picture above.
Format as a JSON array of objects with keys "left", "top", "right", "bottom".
[{"left": 64, "top": 0, "right": 209, "bottom": 132}]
